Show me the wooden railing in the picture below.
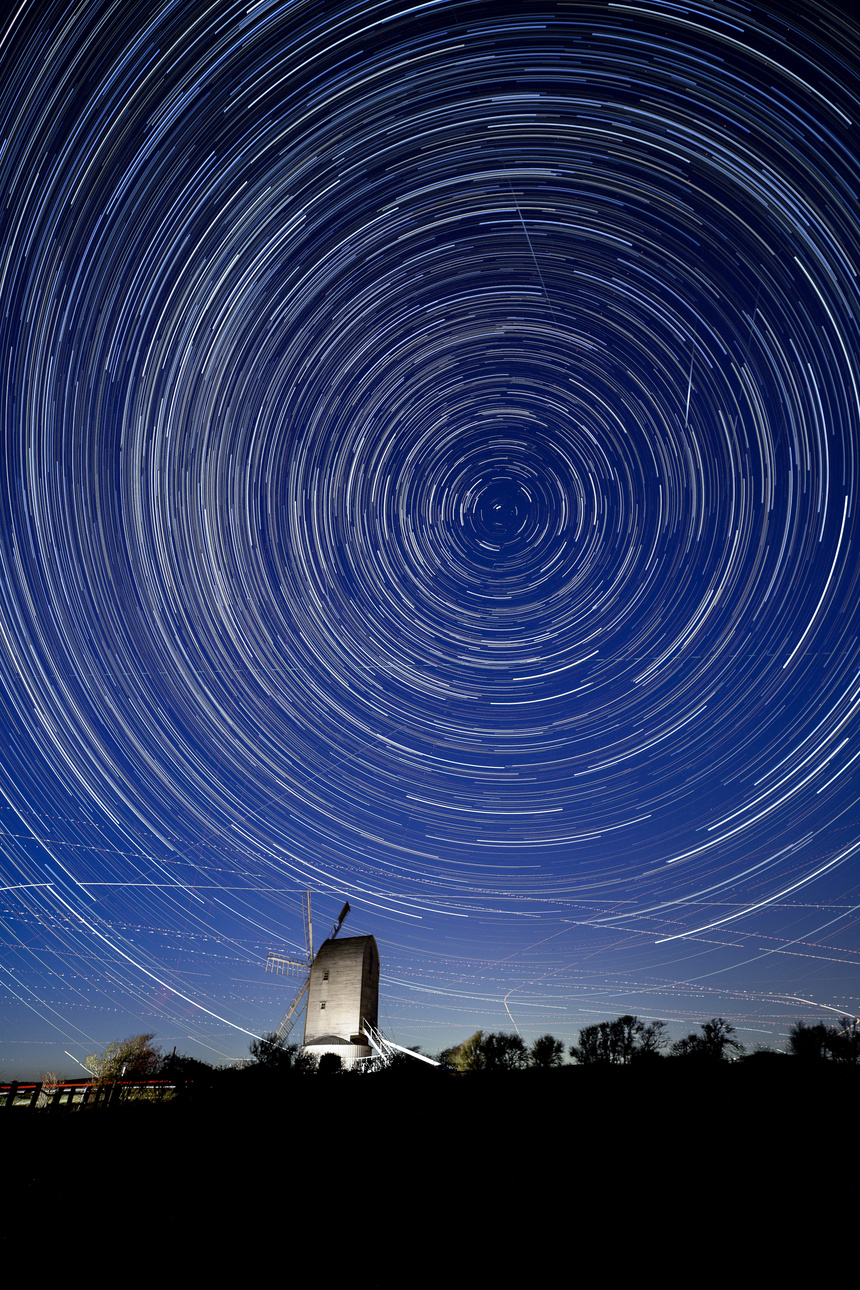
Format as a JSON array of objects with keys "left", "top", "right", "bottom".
[{"left": 1, "top": 1079, "right": 177, "bottom": 1109}]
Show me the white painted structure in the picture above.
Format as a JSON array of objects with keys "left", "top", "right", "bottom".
[{"left": 302, "top": 934, "right": 380, "bottom": 1068}]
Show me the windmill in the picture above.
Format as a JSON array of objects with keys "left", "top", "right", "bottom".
[
  {"left": 266, "top": 893, "right": 439, "bottom": 1069},
  {"left": 265, "top": 892, "right": 350, "bottom": 1042}
]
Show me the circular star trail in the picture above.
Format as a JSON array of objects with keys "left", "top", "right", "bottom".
[{"left": 2, "top": 0, "right": 860, "bottom": 1064}]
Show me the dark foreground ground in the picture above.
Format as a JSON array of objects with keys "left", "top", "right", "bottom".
[{"left": 3, "top": 1060, "right": 853, "bottom": 1279}]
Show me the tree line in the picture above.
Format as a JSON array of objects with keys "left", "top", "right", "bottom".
[
  {"left": 75, "top": 1010, "right": 860, "bottom": 1094},
  {"left": 441, "top": 1012, "right": 860, "bottom": 1070}
]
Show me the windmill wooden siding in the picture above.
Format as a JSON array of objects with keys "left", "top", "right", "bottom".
[{"left": 303, "top": 934, "right": 379, "bottom": 1047}]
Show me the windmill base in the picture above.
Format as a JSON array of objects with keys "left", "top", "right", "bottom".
[{"left": 302, "top": 1039, "right": 373, "bottom": 1070}]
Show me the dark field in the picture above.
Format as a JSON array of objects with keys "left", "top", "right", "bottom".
[{"left": 3, "top": 1062, "right": 853, "bottom": 1278}]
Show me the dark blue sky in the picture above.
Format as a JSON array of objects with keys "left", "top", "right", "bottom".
[{"left": 2, "top": 0, "right": 860, "bottom": 1077}]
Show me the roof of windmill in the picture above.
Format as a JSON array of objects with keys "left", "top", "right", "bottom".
[{"left": 314, "top": 932, "right": 376, "bottom": 952}]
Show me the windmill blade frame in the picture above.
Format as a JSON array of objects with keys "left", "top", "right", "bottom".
[
  {"left": 265, "top": 890, "right": 314, "bottom": 1044},
  {"left": 274, "top": 977, "right": 310, "bottom": 1042}
]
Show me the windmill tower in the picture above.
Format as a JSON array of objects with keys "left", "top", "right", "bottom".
[{"left": 302, "top": 931, "right": 379, "bottom": 1068}]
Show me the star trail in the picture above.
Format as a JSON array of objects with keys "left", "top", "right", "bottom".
[{"left": 2, "top": 0, "right": 860, "bottom": 1073}]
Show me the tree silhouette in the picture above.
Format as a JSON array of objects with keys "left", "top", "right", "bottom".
[
  {"left": 530, "top": 1034, "right": 565, "bottom": 1068},
  {"left": 569, "top": 1023, "right": 602, "bottom": 1065},
  {"left": 248, "top": 1032, "right": 314, "bottom": 1075},
  {"left": 671, "top": 1017, "right": 743, "bottom": 1062},
  {"left": 482, "top": 1032, "right": 529, "bottom": 1071},
  {"left": 827, "top": 1017, "right": 860, "bottom": 1064},
  {"left": 446, "top": 1030, "right": 530, "bottom": 1071},
  {"left": 569, "top": 1015, "right": 667, "bottom": 1065},
  {"left": 248, "top": 1031, "right": 298, "bottom": 1074},
  {"left": 159, "top": 1049, "right": 214, "bottom": 1085},
  {"left": 787, "top": 1020, "right": 831, "bottom": 1061},
  {"left": 635, "top": 1020, "right": 669, "bottom": 1060},
  {"left": 86, "top": 1033, "right": 160, "bottom": 1084},
  {"left": 318, "top": 1052, "right": 343, "bottom": 1075},
  {"left": 452, "top": 1030, "right": 486, "bottom": 1072},
  {"left": 609, "top": 1015, "right": 645, "bottom": 1064}
]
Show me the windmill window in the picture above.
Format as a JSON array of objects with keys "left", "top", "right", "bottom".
[
  {"left": 320, "top": 1001, "right": 326, "bottom": 1010},
  {"left": 323, "top": 971, "right": 329, "bottom": 981}
]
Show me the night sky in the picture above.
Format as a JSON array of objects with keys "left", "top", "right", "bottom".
[{"left": 2, "top": 0, "right": 860, "bottom": 1078}]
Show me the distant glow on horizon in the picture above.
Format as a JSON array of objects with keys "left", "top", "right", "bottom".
[{"left": 2, "top": 0, "right": 860, "bottom": 1074}]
